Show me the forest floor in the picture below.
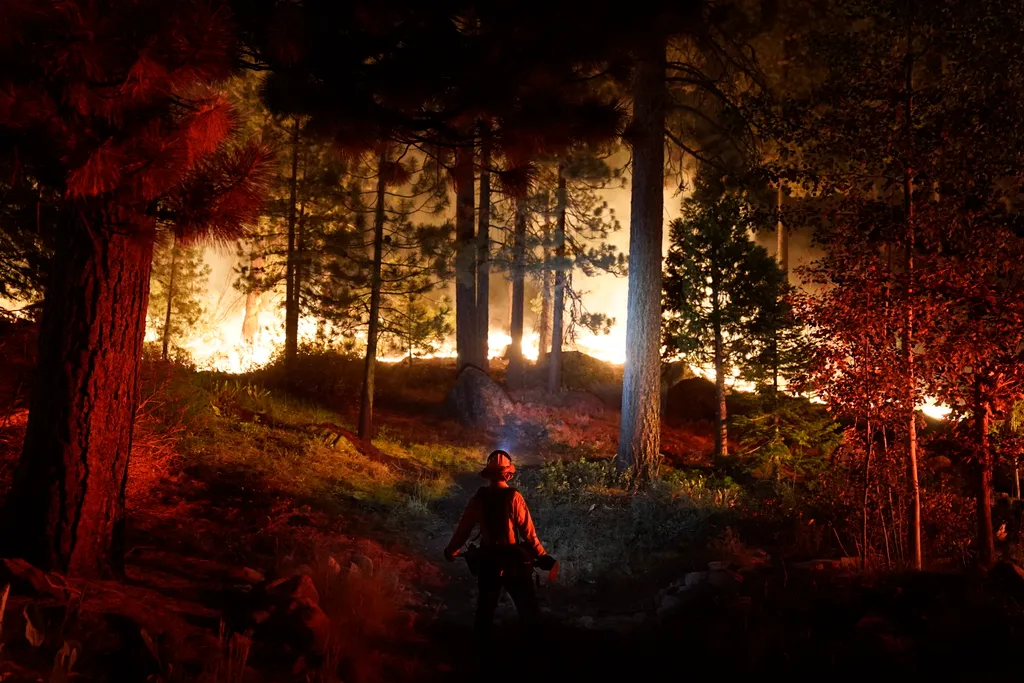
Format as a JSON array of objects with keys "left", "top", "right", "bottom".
[{"left": 2, "top": 336, "right": 1024, "bottom": 681}]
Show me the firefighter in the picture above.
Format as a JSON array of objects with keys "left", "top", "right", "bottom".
[{"left": 444, "top": 449, "right": 557, "bottom": 641}]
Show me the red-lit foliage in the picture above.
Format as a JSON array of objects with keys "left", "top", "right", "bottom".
[{"left": 0, "top": 0, "right": 272, "bottom": 577}]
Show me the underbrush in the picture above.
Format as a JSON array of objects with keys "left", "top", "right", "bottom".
[{"left": 511, "top": 458, "right": 742, "bottom": 584}]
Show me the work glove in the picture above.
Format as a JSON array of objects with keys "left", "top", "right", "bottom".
[
  {"left": 535, "top": 554, "right": 557, "bottom": 571},
  {"left": 443, "top": 546, "right": 458, "bottom": 563}
]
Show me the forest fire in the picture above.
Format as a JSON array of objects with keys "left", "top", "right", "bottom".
[{"left": 8, "top": 1, "right": 1024, "bottom": 681}]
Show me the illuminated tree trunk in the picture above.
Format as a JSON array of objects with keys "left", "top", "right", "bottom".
[
  {"left": 902, "top": 42, "right": 923, "bottom": 571},
  {"left": 975, "top": 377, "right": 996, "bottom": 567},
  {"left": 0, "top": 214, "right": 153, "bottom": 577},
  {"left": 539, "top": 261, "right": 552, "bottom": 361},
  {"left": 617, "top": 37, "right": 666, "bottom": 484},
  {"left": 161, "top": 235, "right": 178, "bottom": 361},
  {"left": 358, "top": 149, "right": 388, "bottom": 440},
  {"left": 508, "top": 199, "right": 528, "bottom": 390},
  {"left": 454, "top": 147, "right": 477, "bottom": 372},
  {"left": 242, "top": 250, "right": 265, "bottom": 344},
  {"left": 862, "top": 419, "right": 873, "bottom": 569},
  {"left": 284, "top": 116, "right": 301, "bottom": 369},
  {"left": 775, "top": 182, "right": 788, "bottom": 276},
  {"left": 548, "top": 165, "right": 567, "bottom": 394},
  {"left": 476, "top": 130, "right": 491, "bottom": 370},
  {"left": 711, "top": 270, "right": 728, "bottom": 458}
]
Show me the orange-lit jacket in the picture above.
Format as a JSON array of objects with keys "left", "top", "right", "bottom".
[{"left": 448, "top": 486, "right": 546, "bottom": 558}]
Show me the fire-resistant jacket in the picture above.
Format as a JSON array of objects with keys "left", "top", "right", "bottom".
[{"left": 447, "top": 484, "right": 546, "bottom": 558}]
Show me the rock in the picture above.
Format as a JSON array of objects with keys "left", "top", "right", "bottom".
[
  {"left": 263, "top": 574, "right": 320, "bottom": 605},
  {"left": 708, "top": 569, "right": 742, "bottom": 590},
  {"left": 657, "top": 594, "right": 682, "bottom": 617},
  {"left": 577, "top": 616, "right": 596, "bottom": 629},
  {"left": 443, "top": 366, "right": 515, "bottom": 427},
  {"left": 684, "top": 571, "right": 709, "bottom": 588},
  {"left": 228, "top": 567, "right": 266, "bottom": 585},
  {"left": 255, "top": 597, "right": 331, "bottom": 655},
  {"left": 350, "top": 554, "right": 374, "bottom": 577},
  {"left": 707, "top": 561, "right": 728, "bottom": 571},
  {"left": 663, "top": 377, "right": 718, "bottom": 424}
]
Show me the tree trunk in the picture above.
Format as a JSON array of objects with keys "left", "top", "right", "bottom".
[
  {"left": 712, "top": 299, "right": 728, "bottom": 458},
  {"left": 975, "top": 377, "right": 996, "bottom": 567},
  {"left": 775, "top": 182, "right": 788, "bottom": 276},
  {"left": 161, "top": 235, "right": 178, "bottom": 361},
  {"left": 508, "top": 198, "right": 528, "bottom": 390},
  {"left": 476, "top": 131, "right": 491, "bottom": 370},
  {"left": 862, "top": 419, "right": 874, "bottom": 569},
  {"left": 284, "top": 116, "right": 301, "bottom": 369},
  {"left": 242, "top": 250, "right": 265, "bottom": 345},
  {"left": 539, "top": 263, "right": 552, "bottom": 361},
  {"left": 616, "top": 37, "right": 666, "bottom": 485},
  {"left": 0, "top": 213, "right": 154, "bottom": 577},
  {"left": 358, "top": 149, "right": 388, "bottom": 440},
  {"left": 1015, "top": 457, "right": 1021, "bottom": 499},
  {"left": 454, "top": 147, "right": 477, "bottom": 372},
  {"left": 548, "top": 166, "right": 568, "bottom": 394},
  {"left": 902, "top": 38, "right": 922, "bottom": 570}
]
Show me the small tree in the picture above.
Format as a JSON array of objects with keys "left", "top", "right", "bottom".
[
  {"left": 662, "top": 177, "right": 779, "bottom": 457},
  {"left": 148, "top": 235, "right": 211, "bottom": 360}
]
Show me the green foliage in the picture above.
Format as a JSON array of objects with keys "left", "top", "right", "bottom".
[
  {"left": 730, "top": 393, "right": 843, "bottom": 486},
  {"left": 147, "top": 236, "right": 210, "bottom": 354},
  {"left": 662, "top": 177, "right": 787, "bottom": 386}
]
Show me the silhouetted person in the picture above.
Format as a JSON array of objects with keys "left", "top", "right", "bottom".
[{"left": 445, "top": 449, "right": 557, "bottom": 642}]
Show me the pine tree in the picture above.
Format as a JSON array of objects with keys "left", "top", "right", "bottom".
[
  {"left": 0, "top": 0, "right": 271, "bottom": 576},
  {"left": 662, "top": 177, "right": 779, "bottom": 458},
  {"left": 147, "top": 235, "right": 211, "bottom": 361}
]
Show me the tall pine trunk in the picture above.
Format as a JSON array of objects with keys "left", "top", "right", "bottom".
[
  {"left": 862, "top": 419, "right": 874, "bottom": 569},
  {"left": 548, "top": 166, "right": 568, "bottom": 394},
  {"left": 712, "top": 275, "right": 728, "bottom": 458},
  {"left": 975, "top": 377, "right": 996, "bottom": 567},
  {"left": 0, "top": 213, "right": 154, "bottom": 577},
  {"left": 161, "top": 235, "right": 178, "bottom": 361},
  {"left": 508, "top": 198, "right": 528, "bottom": 390},
  {"left": 902, "top": 36, "right": 923, "bottom": 571},
  {"left": 284, "top": 117, "right": 301, "bottom": 369},
  {"left": 539, "top": 261, "right": 552, "bottom": 362},
  {"left": 242, "top": 250, "right": 264, "bottom": 344},
  {"left": 617, "top": 37, "right": 666, "bottom": 484},
  {"left": 359, "top": 149, "right": 388, "bottom": 440},
  {"left": 775, "top": 182, "right": 788, "bottom": 276},
  {"left": 476, "top": 131, "right": 491, "bottom": 370},
  {"left": 454, "top": 147, "right": 477, "bottom": 372}
]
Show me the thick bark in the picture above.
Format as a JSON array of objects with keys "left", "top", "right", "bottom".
[
  {"left": 508, "top": 199, "right": 528, "bottom": 390},
  {"left": 284, "top": 117, "right": 301, "bottom": 368},
  {"left": 454, "top": 147, "right": 477, "bottom": 372},
  {"left": 358, "top": 149, "right": 388, "bottom": 440},
  {"left": 616, "top": 38, "right": 666, "bottom": 484},
  {"left": 476, "top": 132, "right": 491, "bottom": 370},
  {"left": 548, "top": 166, "right": 568, "bottom": 394},
  {"left": 975, "top": 378, "right": 996, "bottom": 567},
  {"left": 0, "top": 212, "right": 154, "bottom": 577},
  {"left": 161, "top": 235, "right": 178, "bottom": 361}
]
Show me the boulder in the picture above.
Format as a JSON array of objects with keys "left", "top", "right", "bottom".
[
  {"left": 664, "top": 377, "right": 718, "bottom": 424},
  {"left": 263, "top": 574, "right": 320, "bottom": 605},
  {"left": 443, "top": 365, "right": 515, "bottom": 427}
]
